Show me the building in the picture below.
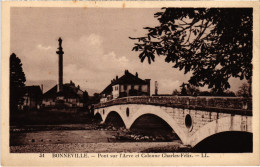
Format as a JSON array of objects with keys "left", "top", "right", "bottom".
[
  {"left": 100, "top": 70, "right": 150, "bottom": 102},
  {"left": 20, "top": 85, "right": 43, "bottom": 110},
  {"left": 42, "top": 80, "right": 88, "bottom": 108}
]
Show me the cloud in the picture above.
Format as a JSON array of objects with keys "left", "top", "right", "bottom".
[
  {"left": 94, "top": 52, "right": 129, "bottom": 71},
  {"left": 159, "top": 79, "right": 181, "bottom": 94},
  {"left": 19, "top": 34, "right": 198, "bottom": 95},
  {"left": 37, "top": 44, "right": 52, "bottom": 50},
  {"left": 20, "top": 44, "right": 57, "bottom": 81},
  {"left": 60, "top": 34, "right": 130, "bottom": 93},
  {"left": 19, "top": 33, "right": 131, "bottom": 94},
  {"left": 12, "top": 8, "right": 244, "bottom": 95},
  {"left": 84, "top": 33, "right": 103, "bottom": 46}
]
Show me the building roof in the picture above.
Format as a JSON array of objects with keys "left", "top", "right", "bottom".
[
  {"left": 43, "top": 85, "right": 57, "bottom": 98},
  {"left": 100, "top": 84, "right": 113, "bottom": 96},
  {"left": 112, "top": 70, "right": 148, "bottom": 85},
  {"left": 24, "top": 86, "right": 42, "bottom": 97},
  {"left": 43, "top": 81, "right": 85, "bottom": 99},
  {"left": 100, "top": 70, "right": 149, "bottom": 95}
]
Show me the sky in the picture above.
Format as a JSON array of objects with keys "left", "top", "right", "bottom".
[{"left": 11, "top": 7, "right": 245, "bottom": 95}]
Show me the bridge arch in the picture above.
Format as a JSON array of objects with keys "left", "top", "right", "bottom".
[
  {"left": 94, "top": 106, "right": 129, "bottom": 127},
  {"left": 193, "top": 131, "right": 253, "bottom": 152},
  {"left": 93, "top": 112, "right": 102, "bottom": 123},
  {"left": 126, "top": 106, "right": 188, "bottom": 144},
  {"left": 130, "top": 113, "right": 175, "bottom": 133},
  {"left": 95, "top": 105, "right": 188, "bottom": 144},
  {"left": 104, "top": 111, "right": 126, "bottom": 128},
  {"left": 189, "top": 115, "right": 252, "bottom": 147}
]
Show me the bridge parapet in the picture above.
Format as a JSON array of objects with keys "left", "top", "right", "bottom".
[{"left": 94, "top": 96, "right": 252, "bottom": 115}]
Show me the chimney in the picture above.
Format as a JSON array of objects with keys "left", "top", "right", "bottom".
[
  {"left": 135, "top": 72, "right": 138, "bottom": 77},
  {"left": 145, "top": 79, "right": 151, "bottom": 96},
  {"left": 56, "top": 37, "right": 64, "bottom": 92},
  {"left": 116, "top": 75, "right": 118, "bottom": 80},
  {"left": 155, "top": 81, "right": 158, "bottom": 96},
  {"left": 41, "top": 84, "right": 43, "bottom": 93}
]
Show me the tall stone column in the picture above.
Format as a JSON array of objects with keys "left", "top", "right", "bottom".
[{"left": 56, "top": 37, "right": 64, "bottom": 92}]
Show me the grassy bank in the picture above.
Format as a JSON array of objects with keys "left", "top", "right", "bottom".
[{"left": 10, "top": 109, "right": 94, "bottom": 126}]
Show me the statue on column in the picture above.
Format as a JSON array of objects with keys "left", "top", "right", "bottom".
[
  {"left": 58, "top": 37, "right": 62, "bottom": 48},
  {"left": 56, "top": 37, "right": 64, "bottom": 55}
]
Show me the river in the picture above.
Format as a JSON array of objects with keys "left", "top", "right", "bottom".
[{"left": 10, "top": 124, "right": 189, "bottom": 153}]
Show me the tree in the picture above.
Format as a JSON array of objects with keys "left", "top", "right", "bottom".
[
  {"left": 10, "top": 53, "right": 26, "bottom": 112},
  {"left": 209, "top": 88, "right": 235, "bottom": 97},
  {"left": 180, "top": 82, "right": 187, "bottom": 96},
  {"left": 83, "top": 90, "right": 89, "bottom": 102},
  {"left": 199, "top": 91, "right": 212, "bottom": 96},
  {"left": 130, "top": 8, "right": 252, "bottom": 93},
  {"left": 92, "top": 93, "right": 101, "bottom": 104},
  {"left": 172, "top": 89, "right": 179, "bottom": 95},
  {"left": 186, "top": 85, "right": 200, "bottom": 96},
  {"left": 223, "top": 90, "right": 236, "bottom": 97},
  {"left": 237, "top": 82, "right": 250, "bottom": 97}
]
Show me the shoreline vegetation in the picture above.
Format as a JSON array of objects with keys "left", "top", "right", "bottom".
[{"left": 10, "top": 109, "right": 93, "bottom": 126}]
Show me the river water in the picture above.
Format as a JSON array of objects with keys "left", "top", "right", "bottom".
[{"left": 10, "top": 124, "right": 252, "bottom": 153}]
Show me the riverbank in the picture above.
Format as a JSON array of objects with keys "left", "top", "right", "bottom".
[
  {"left": 10, "top": 123, "right": 181, "bottom": 146},
  {"left": 10, "top": 123, "right": 187, "bottom": 153},
  {"left": 10, "top": 142, "right": 190, "bottom": 153}
]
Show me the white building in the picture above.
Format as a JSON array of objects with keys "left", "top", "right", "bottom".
[{"left": 100, "top": 70, "right": 150, "bottom": 102}]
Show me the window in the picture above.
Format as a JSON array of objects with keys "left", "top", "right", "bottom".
[
  {"left": 124, "top": 85, "right": 127, "bottom": 90},
  {"left": 185, "top": 114, "right": 193, "bottom": 131},
  {"left": 126, "top": 108, "right": 130, "bottom": 117}
]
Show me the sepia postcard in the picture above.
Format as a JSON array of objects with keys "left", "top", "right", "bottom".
[{"left": 1, "top": 1, "right": 260, "bottom": 166}]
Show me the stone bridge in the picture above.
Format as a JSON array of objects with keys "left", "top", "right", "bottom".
[{"left": 94, "top": 96, "right": 252, "bottom": 147}]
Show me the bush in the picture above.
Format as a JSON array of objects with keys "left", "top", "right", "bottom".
[{"left": 10, "top": 109, "right": 93, "bottom": 126}]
